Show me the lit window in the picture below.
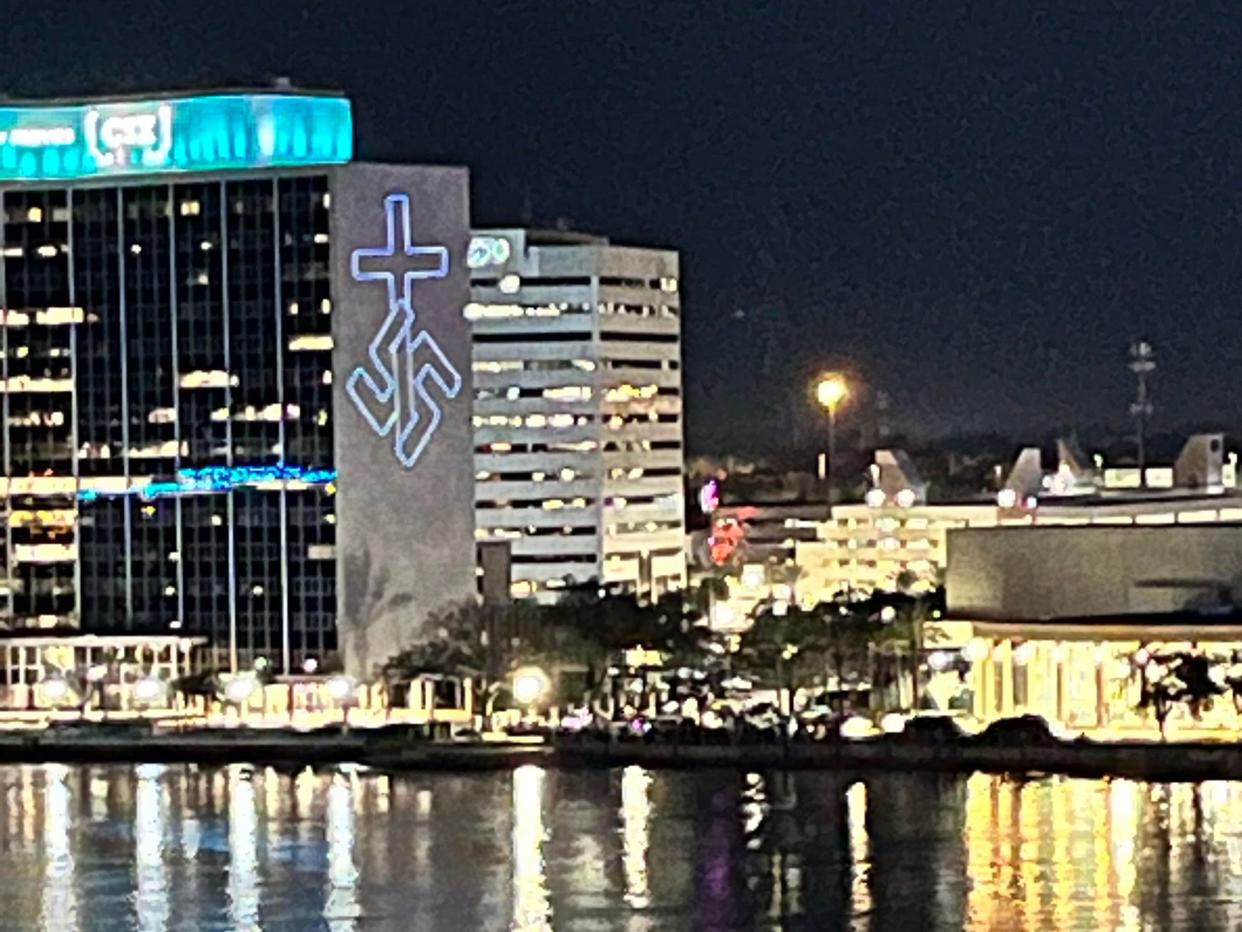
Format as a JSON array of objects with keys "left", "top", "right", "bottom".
[{"left": 288, "top": 334, "right": 333, "bottom": 352}]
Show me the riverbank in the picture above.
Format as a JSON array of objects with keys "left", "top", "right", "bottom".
[
  {"left": 5, "top": 722, "right": 1242, "bottom": 779},
  {"left": 552, "top": 736, "right": 1242, "bottom": 782},
  {"left": 0, "top": 724, "right": 549, "bottom": 770}
]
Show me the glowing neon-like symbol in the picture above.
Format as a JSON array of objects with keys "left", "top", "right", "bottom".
[
  {"left": 346, "top": 193, "right": 462, "bottom": 468},
  {"left": 84, "top": 104, "right": 172, "bottom": 168}
]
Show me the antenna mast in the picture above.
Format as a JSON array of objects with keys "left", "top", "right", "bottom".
[{"left": 1128, "top": 338, "right": 1156, "bottom": 482}]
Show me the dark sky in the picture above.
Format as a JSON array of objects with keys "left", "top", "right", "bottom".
[{"left": 2, "top": 1, "right": 1240, "bottom": 454}]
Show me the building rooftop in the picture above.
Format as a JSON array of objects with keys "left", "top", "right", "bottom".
[{"left": 0, "top": 84, "right": 345, "bottom": 106}]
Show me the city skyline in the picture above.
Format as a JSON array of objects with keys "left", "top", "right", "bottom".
[{"left": 3, "top": 2, "right": 1240, "bottom": 452}]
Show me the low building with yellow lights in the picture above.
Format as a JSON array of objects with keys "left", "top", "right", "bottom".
[{"left": 931, "top": 523, "right": 1242, "bottom": 735}]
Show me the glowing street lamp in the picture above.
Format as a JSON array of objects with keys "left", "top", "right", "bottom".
[
  {"left": 326, "top": 674, "right": 355, "bottom": 703},
  {"left": 224, "top": 674, "right": 258, "bottom": 706},
  {"left": 326, "top": 675, "right": 357, "bottom": 728},
  {"left": 511, "top": 666, "right": 550, "bottom": 710},
  {"left": 132, "top": 675, "right": 165, "bottom": 706},
  {"left": 815, "top": 373, "right": 848, "bottom": 412},
  {"left": 815, "top": 373, "right": 848, "bottom": 500},
  {"left": 40, "top": 673, "right": 71, "bottom": 707}
]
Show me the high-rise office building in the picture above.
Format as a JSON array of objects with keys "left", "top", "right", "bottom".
[
  {"left": 0, "top": 89, "right": 476, "bottom": 678},
  {"left": 467, "top": 229, "right": 686, "bottom": 600}
]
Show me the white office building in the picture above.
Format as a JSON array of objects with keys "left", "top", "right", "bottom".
[{"left": 467, "top": 229, "right": 686, "bottom": 601}]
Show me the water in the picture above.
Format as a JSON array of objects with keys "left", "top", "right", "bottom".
[{"left": 0, "top": 763, "right": 1241, "bottom": 931}]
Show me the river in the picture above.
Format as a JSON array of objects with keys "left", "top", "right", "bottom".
[{"left": 0, "top": 762, "right": 1239, "bottom": 930}]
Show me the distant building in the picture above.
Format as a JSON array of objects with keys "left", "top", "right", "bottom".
[
  {"left": 468, "top": 228, "right": 686, "bottom": 601},
  {"left": 797, "top": 435, "right": 1242, "bottom": 605},
  {"left": 696, "top": 502, "right": 830, "bottom": 629}
]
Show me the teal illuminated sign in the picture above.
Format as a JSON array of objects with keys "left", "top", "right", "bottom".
[{"left": 0, "top": 93, "right": 352, "bottom": 182}]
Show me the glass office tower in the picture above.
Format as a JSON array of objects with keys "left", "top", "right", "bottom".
[{"left": 0, "top": 91, "right": 477, "bottom": 676}]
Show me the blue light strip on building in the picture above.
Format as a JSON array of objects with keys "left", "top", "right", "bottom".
[
  {"left": 0, "top": 93, "right": 352, "bottom": 182},
  {"left": 77, "top": 464, "right": 337, "bottom": 502}
]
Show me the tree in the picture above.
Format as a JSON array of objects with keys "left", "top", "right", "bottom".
[
  {"left": 381, "top": 589, "right": 713, "bottom": 716},
  {"left": 740, "top": 586, "right": 945, "bottom": 714},
  {"left": 1137, "top": 650, "right": 1227, "bottom": 740},
  {"left": 739, "top": 603, "right": 872, "bottom": 710},
  {"left": 854, "top": 589, "right": 944, "bottom": 709}
]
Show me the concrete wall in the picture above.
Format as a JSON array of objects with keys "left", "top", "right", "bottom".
[
  {"left": 947, "top": 525, "right": 1242, "bottom": 619},
  {"left": 331, "top": 163, "right": 476, "bottom": 676}
]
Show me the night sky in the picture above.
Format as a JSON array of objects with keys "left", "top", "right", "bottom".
[{"left": 2, "top": 1, "right": 1239, "bottom": 455}]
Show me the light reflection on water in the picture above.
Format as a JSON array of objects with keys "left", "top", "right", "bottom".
[{"left": 3, "top": 764, "right": 1242, "bottom": 929}]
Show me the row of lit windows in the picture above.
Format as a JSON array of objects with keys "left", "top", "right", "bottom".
[
  {"left": 473, "top": 413, "right": 593, "bottom": 429},
  {"left": 472, "top": 275, "right": 677, "bottom": 295},
  {"left": 474, "top": 385, "right": 593, "bottom": 402},
  {"left": 473, "top": 358, "right": 597, "bottom": 374},
  {"left": 606, "top": 520, "right": 683, "bottom": 535},
  {"left": 476, "top": 497, "right": 594, "bottom": 511},
  {"left": 603, "top": 493, "right": 681, "bottom": 510},
  {"left": 464, "top": 302, "right": 590, "bottom": 320},
  {"left": 476, "top": 467, "right": 592, "bottom": 483},
  {"left": 606, "top": 466, "right": 682, "bottom": 480},
  {"left": 605, "top": 412, "right": 680, "bottom": 429},
  {"left": 476, "top": 525, "right": 597, "bottom": 540},
  {"left": 597, "top": 302, "right": 678, "bottom": 318},
  {"left": 475, "top": 440, "right": 600, "bottom": 454},
  {"left": 466, "top": 301, "right": 677, "bottom": 321},
  {"left": 816, "top": 537, "right": 937, "bottom": 551}
]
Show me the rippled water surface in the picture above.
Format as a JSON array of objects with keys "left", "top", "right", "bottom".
[{"left": 1, "top": 762, "right": 1241, "bottom": 930}]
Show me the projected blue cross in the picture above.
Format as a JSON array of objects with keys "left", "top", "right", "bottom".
[
  {"left": 346, "top": 193, "right": 462, "bottom": 469},
  {"left": 349, "top": 193, "right": 449, "bottom": 307}
]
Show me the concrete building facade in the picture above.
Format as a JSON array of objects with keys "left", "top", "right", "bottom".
[{"left": 467, "top": 228, "right": 685, "bottom": 600}]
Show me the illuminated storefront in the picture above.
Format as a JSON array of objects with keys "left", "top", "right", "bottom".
[
  {"left": 940, "top": 619, "right": 1242, "bottom": 734},
  {"left": 938, "top": 522, "right": 1242, "bottom": 735}
]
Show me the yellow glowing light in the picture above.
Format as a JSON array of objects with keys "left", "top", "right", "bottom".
[
  {"left": 511, "top": 667, "right": 550, "bottom": 706},
  {"left": 326, "top": 675, "right": 356, "bottom": 703},
  {"left": 132, "top": 676, "right": 164, "bottom": 703},
  {"left": 40, "top": 675, "right": 70, "bottom": 702},
  {"left": 224, "top": 675, "right": 258, "bottom": 704},
  {"left": 815, "top": 373, "right": 848, "bottom": 411}
]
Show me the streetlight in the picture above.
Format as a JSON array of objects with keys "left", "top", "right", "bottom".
[
  {"left": 815, "top": 373, "right": 848, "bottom": 501},
  {"left": 39, "top": 672, "right": 71, "bottom": 710},
  {"left": 511, "top": 666, "right": 550, "bottom": 712},
  {"left": 223, "top": 674, "right": 259, "bottom": 725},
  {"left": 326, "top": 674, "right": 357, "bottom": 729},
  {"left": 133, "top": 675, "right": 165, "bottom": 706}
]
